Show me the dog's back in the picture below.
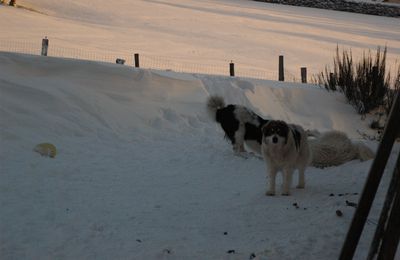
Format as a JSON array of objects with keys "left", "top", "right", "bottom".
[
  {"left": 289, "top": 124, "right": 312, "bottom": 169},
  {"left": 207, "top": 95, "right": 269, "bottom": 154}
]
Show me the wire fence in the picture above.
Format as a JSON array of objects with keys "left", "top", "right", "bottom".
[{"left": 0, "top": 39, "right": 301, "bottom": 82}]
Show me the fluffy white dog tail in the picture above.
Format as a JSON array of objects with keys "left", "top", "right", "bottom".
[
  {"left": 310, "top": 131, "right": 375, "bottom": 168},
  {"left": 354, "top": 142, "right": 375, "bottom": 161},
  {"left": 207, "top": 95, "right": 225, "bottom": 121}
]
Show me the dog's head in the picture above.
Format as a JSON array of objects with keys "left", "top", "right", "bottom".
[{"left": 262, "top": 120, "right": 290, "bottom": 146}]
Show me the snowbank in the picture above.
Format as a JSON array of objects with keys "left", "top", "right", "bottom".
[{"left": 1, "top": 52, "right": 398, "bottom": 259}]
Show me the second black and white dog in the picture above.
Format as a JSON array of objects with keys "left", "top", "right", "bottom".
[
  {"left": 261, "top": 120, "right": 311, "bottom": 196},
  {"left": 207, "top": 95, "right": 269, "bottom": 154}
]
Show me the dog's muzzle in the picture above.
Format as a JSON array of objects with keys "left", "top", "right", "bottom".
[{"left": 272, "top": 136, "right": 278, "bottom": 144}]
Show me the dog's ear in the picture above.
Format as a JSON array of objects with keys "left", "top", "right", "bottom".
[
  {"left": 261, "top": 121, "right": 271, "bottom": 136},
  {"left": 290, "top": 127, "right": 302, "bottom": 151}
]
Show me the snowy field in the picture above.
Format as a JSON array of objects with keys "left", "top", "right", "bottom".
[
  {"left": 1, "top": 0, "right": 400, "bottom": 259},
  {"left": 1, "top": 0, "right": 400, "bottom": 78}
]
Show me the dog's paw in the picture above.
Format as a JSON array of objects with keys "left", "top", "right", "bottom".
[
  {"left": 281, "top": 191, "right": 291, "bottom": 196},
  {"left": 265, "top": 191, "right": 275, "bottom": 196},
  {"left": 296, "top": 184, "right": 305, "bottom": 189},
  {"left": 235, "top": 152, "right": 249, "bottom": 159}
]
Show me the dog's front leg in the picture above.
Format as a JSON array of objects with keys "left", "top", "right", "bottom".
[
  {"left": 266, "top": 167, "right": 277, "bottom": 196},
  {"left": 233, "top": 123, "right": 246, "bottom": 153},
  {"left": 233, "top": 144, "right": 247, "bottom": 158},
  {"left": 282, "top": 168, "right": 293, "bottom": 196}
]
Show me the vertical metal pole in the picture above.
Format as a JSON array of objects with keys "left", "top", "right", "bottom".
[
  {"left": 339, "top": 91, "right": 400, "bottom": 260},
  {"left": 367, "top": 154, "right": 400, "bottom": 259},
  {"left": 279, "top": 55, "right": 284, "bottom": 81},
  {"left": 41, "top": 38, "right": 49, "bottom": 56},
  {"left": 377, "top": 184, "right": 400, "bottom": 260}
]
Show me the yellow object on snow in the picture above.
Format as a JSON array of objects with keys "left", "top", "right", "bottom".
[{"left": 34, "top": 143, "right": 57, "bottom": 158}]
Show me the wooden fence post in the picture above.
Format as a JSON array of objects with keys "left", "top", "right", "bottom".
[
  {"left": 301, "top": 67, "right": 307, "bottom": 83},
  {"left": 229, "top": 61, "right": 235, "bottom": 77},
  {"left": 134, "top": 53, "right": 140, "bottom": 68},
  {"left": 41, "top": 37, "right": 48, "bottom": 56},
  {"left": 279, "top": 55, "right": 284, "bottom": 81},
  {"left": 329, "top": 72, "right": 334, "bottom": 82},
  {"left": 329, "top": 72, "right": 336, "bottom": 89},
  {"left": 372, "top": 66, "right": 379, "bottom": 88}
]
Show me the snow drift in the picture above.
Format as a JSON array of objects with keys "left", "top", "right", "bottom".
[{"left": 0, "top": 52, "right": 398, "bottom": 259}]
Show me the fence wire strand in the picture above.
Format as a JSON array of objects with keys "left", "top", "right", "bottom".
[{"left": 0, "top": 39, "right": 300, "bottom": 82}]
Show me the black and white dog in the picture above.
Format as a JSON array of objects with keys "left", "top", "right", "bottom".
[
  {"left": 207, "top": 95, "right": 374, "bottom": 175},
  {"left": 207, "top": 95, "right": 269, "bottom": 154},
  {"left": 261, "top": 120, "right": 311, "bottom": 196}
]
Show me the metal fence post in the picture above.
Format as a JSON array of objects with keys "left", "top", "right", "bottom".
[
  {"left": 229, "top": 61, "right": 235, "bottom": 77},
  {"left": 279, "top": 55, "right": 284, "bottom": 81},
  {"left": 41, "top": 38, "right": 48, "bottom": 56},
  {"left": 301, "top": 67, "right": 307, "bottom": 83}
]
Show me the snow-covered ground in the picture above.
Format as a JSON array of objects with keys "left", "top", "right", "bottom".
[
  {"left": 1, "top": 52, "right": 398, "bottom": 260},
  {"left": 1, "top": 0, "right": 399, "bottom": 259}
]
